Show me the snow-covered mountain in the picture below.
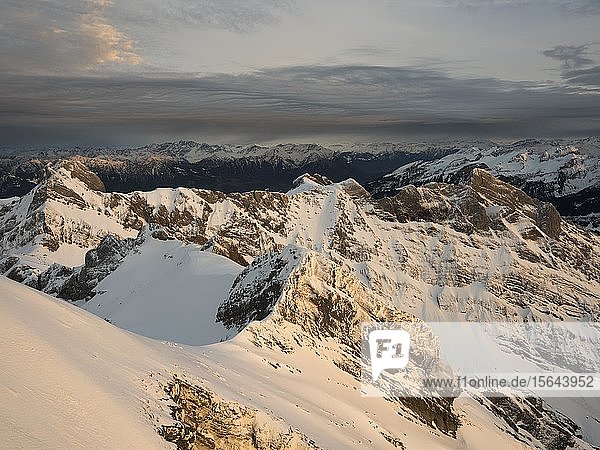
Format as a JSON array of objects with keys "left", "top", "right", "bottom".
[
  {"left": 2, "top": 156, "right": 600, "bottom": 448},
  {"left": 4, "top": 275, "right": 559, "bottom": 449},
  {"left": 369, "top": 138, "right": 600, "bottom": 230}
]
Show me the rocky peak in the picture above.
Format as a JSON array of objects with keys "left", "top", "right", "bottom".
[
  {"left": 289, "top": 173, "right": 333, "bottom": 194},
  {"left": 368, "top": 140, "right": 600, "bottom": 229},
  {"left": 470, "top": 168, "right": 561, "bottom": 238},
  {"left": 59, "top": 159, "right": 106, "bottom": 192},
  {"left": 377, "top": 168, "right": 561, "bottom": 240},
  {"left": 337, "top": 178, "right": 371, "bottom": 199}
]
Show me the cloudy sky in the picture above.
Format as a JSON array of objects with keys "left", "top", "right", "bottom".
[{"left": 1, "top": 0, "right": 599, "bottom": 146}]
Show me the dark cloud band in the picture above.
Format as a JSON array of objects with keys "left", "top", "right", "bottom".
[{"left": 1, "top": 65, "right": 599, "bottom": 146}]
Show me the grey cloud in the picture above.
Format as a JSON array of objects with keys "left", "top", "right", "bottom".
[
  {"left": 559, "top": 0, "right": 600, "bottom": 15},
  {"left": 1, "top": 65, "right": 599, "bottom": 146},
  {"left": 543, "top": 44, "right": 596, "bottom": 69},
  {"left": 0, "top": 0, "right": 295, "bottom": 75},
  {"left": 158, "top": 0, "right": 295, "bottom": 32},
  {"left": 100, "top": 0, "right": 296, "bottom": 34},
  {"left": 543, "top": 42, "right": 600, "bottom": 89},
  {"left": 562, "top": 65, "right": 600, "bottom": 88}
]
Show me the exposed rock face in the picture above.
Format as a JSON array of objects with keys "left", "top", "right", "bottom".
[
  {"left": 4, "top": 259, "right": 42, "bottom": 286},
  {"left": 217, "top": 250, "right": 296, "bottom": 329},
  {"left": 471, "top": 169, "right": 561, "bottom": 238},
  {"left": 379, "top": 168, "right": 562, "bottom": 239},
  {"left": 162, "top": 378, "right": 318, "bottom": 450},
  {"left": 36, "top": 263, "right": 75, "bottom": 295},
  {"left": 368, "top": 140, "right": 600, "bottom": 229},
  {"left": 61, "top": 159, "right": 106, "bottom": 192},
  {"left": 219, "top": 246, "right": 459, "bottom": 436},
  {"left": 535, "top": 202, "right": 561, "bottom": 239},
  {"left": 203, "top": 190, "right": 289, "bottom": 266},
  {"left": 378, "top": 184, "right": 489, "bottom": 234},
  {"left": 486, "top": 397, "right": 580, "bottom": 450},
  {"left": 0, "top": 256, "right": 19, "bottom": 275},
  {"left": 56, "top": 233, "right": 140, "bottom": 301}
]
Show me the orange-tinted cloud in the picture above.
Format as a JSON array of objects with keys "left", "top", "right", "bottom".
[
  {"left": 0, "top": 0, "right": 141, "bottom": 74},
  {"left": 80, "top": 14, "right": 141, "bottom": 67}
]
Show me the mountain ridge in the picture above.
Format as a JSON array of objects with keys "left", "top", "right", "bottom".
[
  {"left": 1, "top": 156, "right": 600, "bottom": 448},
  {"left": 369, "top": 140, "right": 600, "bottom": 230}
]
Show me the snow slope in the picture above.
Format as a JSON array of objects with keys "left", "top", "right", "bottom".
[
  {"left": 0, "top": 277, "right": 171, "bottom": 449},
  {"left": 1, "top": 276, "right": 535, "bottom": 450},
  {"left": 81, "top": 237, "right": 243, "bottom": 345},
  {"left": 381, "top": 143, "right": 600, "bottom": 197}
]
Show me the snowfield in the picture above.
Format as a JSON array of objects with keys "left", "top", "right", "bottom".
[
  {"left": 81, "top": 238, "right": 243, "bottom": 345},
  {"left": 0, "top": 277, "right": 171, "bottom": 449}
]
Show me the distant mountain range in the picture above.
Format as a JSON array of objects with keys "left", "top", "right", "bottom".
[
  {"left": 368, "top": 137, "right": 600, "bottom": 230},
  {"left": 2, "top": 138, "right": 599, "bottom": 230},
  {"left": 0, "top": 141, "right": 454, "bottom": 198}
]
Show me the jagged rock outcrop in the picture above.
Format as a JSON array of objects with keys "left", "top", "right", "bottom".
[
  {"left": 368, "top": 140, "right": 600, "bottom": 229},
  {"left": 3, "top": 258, "right": 42, "bottom": 287},
  {"left": 55, "top": 233, "right": 140, "bottom": 301},
  {"left": 486, "top": 396, "right": 581, "bottom": 450},
  {"left": 162, "top": 378, "right": 318, "bottom": 450},
  {"left": 378, "top": 168, "right": 562, "bottom": 239},
  {"left": 217, "top": 249, "right": 297, "bottom": 329}
]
